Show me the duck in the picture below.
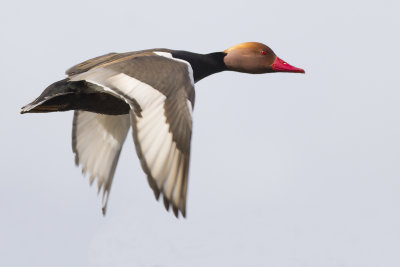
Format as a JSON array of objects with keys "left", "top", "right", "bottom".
[{"left": 21, "top": 42, "right": 305, "bottom": 218}]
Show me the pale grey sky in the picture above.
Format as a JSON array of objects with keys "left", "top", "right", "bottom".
[{"left": 1, "top": 0, "right": 400, "bottom": 266}]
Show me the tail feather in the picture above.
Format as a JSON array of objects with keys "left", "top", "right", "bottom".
[
  {"left": 20, "top": 93, "right": 73, "bottom": 114},
  {"left": 21, "top": 79, "right": 75, "bottom": 114},
  {"left": 21, "top": 78, "right": 130, "bottom": 115}
]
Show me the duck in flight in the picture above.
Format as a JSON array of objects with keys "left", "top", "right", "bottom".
[{"left": 21, "top": 42, "right": 305, "bottom": 218}]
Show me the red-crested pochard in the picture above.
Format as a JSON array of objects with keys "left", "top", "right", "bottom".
[{"left": 21, "top": 42, "right": 305, "bottom": 217}]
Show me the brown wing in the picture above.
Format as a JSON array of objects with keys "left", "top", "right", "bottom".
[
  {"left": 66, "top": 49, "right": 171, "bottom": 76},
  {"left": 66, "top": 52, "right": 118, "bottom": 76}
]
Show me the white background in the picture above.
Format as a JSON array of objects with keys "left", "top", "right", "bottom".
[{"left": 1, "top": 0, "right": 399, "bottom": 266}]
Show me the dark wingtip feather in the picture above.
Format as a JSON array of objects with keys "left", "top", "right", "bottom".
[
  {"left": 153, "top": 189, "right": 161, "bottom": 200},
  {"left": 74, "top": 155, "right": 79, "bottom": 166},
  {"left": 147, "top": 176, "right": 160, "bottom": 199},
  {"left": 181, "top": 207, "right": 186, "bottom": 218},
  {"left": 163, "top": 195, "right": 170, "bottom": 211},
  {"left": 172, "top": 206, "right": 179, "bottom": 218}
]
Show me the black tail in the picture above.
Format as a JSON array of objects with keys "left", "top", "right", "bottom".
[
  {"left": 20, "top": 79, "right": 130, "bottom": 115},
  {"left": 21, "top": 79, "right": 82, "bottom": 114}
]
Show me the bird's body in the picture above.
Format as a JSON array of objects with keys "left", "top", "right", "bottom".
[{"left": 21, "top": 42, "right": 304, "bottom": 217}]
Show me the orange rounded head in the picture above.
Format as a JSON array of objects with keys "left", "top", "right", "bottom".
[{"left": 223, "top": 42, "right": 305, "bottom": 74}]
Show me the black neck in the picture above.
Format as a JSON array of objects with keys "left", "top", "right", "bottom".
[{"left": 171, "top": 51, "right": 227, "bottom": 83}]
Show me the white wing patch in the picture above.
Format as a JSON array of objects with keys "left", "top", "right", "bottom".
[
  {"left": 135, "top": 102, "right": 184, "bottom": 206},
  {"left": 101, "top": 73, "right": 190, "bottom": 215},
  {"left": 153, "top": 51, "right": 173, "bottom": 58},
  {"left": 106, "top": 73, "right": 166, "bottom": 109},
  {"left": 72, "top": 111, "right": 130, "bottom": 214},
  {"left": 70, "top": 61, "right": 193, "bottom": 217}
]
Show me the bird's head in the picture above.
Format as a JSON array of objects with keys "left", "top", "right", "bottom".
[{"left": 223, "top": 42, "right": 305, "bottom": 74}]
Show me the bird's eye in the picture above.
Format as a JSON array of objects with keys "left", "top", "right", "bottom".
[{"left": 261, "top": 50, "right": 267, "bottom": 55}]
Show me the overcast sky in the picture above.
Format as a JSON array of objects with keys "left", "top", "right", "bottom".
[{"left": 1, "top": 0, "right": 400, "bottom": 266}]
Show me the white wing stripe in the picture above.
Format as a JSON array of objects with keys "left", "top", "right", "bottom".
[
  {"left": 156, "top": 141, "right": 176, "bottom": 189},
  {"left": 164, "top": 153, "right": 181, "bottom": 199},
  {"left": 103, "top": 65, "right": 194, "bottom": 215},
  {"left": 150, "top": 129, "right": 173, "bottom": 179},
  {"left": 106, "top": 73, "right": 167, "bottom": 109},
  {"left": 141, "top": 124, "right": 166, "bottom": 161},
  {"left": 101, "top": 73, "right": 186, "bottom": 187},
  {"left": 138, "top": 103, "right": 165, "bottom": 138}
]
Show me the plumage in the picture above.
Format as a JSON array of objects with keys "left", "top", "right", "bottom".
[
  {"left": 21, "top": 42, "right": 304, "bottom": 218},
  {"left": 72, "top": 111, "right": 130, "bottom": 214}
]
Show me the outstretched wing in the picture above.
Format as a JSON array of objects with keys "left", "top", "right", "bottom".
[
  {"left": 69, "top": 53, "right": 195, "bottom": 217},
  {"left": 72, "top": 111, "right": 130, "bottom": 214}
]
